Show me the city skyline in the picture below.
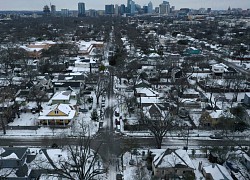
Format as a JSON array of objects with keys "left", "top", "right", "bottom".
[{"left": 0, "top": 0, "right": 249, "bottom": 11}]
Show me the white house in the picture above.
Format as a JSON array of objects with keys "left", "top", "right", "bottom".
[{"left": 202, "top": 164, "right": 233, "bottom": 180}]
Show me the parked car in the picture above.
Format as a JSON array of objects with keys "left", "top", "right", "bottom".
[
  {"left": 115, "top": 111, "right": 120, "bottom": 117},
  {"left": 79, "top": 108, "right": 88, "bottom": 113},
  {"left": 209, "top": 133, "right": 223, "bottom": 139}
]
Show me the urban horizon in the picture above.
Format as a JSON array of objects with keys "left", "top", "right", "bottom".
[{"left": 0, "top": 0, "right": 249, "bottom": 11}]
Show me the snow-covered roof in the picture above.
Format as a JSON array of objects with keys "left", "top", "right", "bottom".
[
  {"left": 38, "top": 104, "right": 76, "bottom": 120},
  {"left": 243, "top": 153, "right": 250, "bottom": 162},
  {"left": 153, "top": 149, "right": 195, "bottom": 169},
  {"left": 183, "top": 89, "right": 199, "bottom": 95},
  {"left": 51, "top": 91, "right": 71, "bottom": 101},
  {"left": 203, "top": 164, "right": 233, "bottom": 180},
  {"left": 76, "top": 40, "right": 103, "bottom": 53},
  {"left": 1, "top": 153, "right": 18, "bottom": 159},
  {"left": 148, "top": 53, "right": 160, "bottom": 58},
  {"left": 245, "top": 93, "right": 250, "bottom": 98},
  {"left": 137, "top": 97, "right": 161, "bottom": 104},
  {"left": 209, "top": 110, "right": 223, "bottom": 119},
  {"left": 136, "top": 87, "right": 159, "bottom": 97}
]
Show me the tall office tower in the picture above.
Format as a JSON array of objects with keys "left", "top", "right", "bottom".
[
  {"left": 127, "top": 0, "right": 132, "bottom": 13},
  {"left": 130, "top": 1, "right": 135, "bottom": 14},
  {"left": 115, "top": 4, "right": 119, "bottom": 15},
  {"left": 143, "top": 6, "right": 148, "bottom": 14},
  {"left": 159, "top": 1, "right": 170, "bottom": 14},
  {"left": 61, "top": 9, "right": 69, "bottom": 17},
  {"left": 155, "top": 7, "right": 159, "bottom": 13},
  {"left": 89, "top": 9, "right": 97, "bottom": 17},
  {"left": 120, "top": 4, "right": 126, "bottom": 14},
  {"left": 43, "top": 5, "right": 51, "bottom": 16},
  {"left": 78, "top": 2, "right": 85, "bottom": 17},
  {"left": 51, "top": 5, "right": 56, "bottom": 16},
  {"left": 105, "top": 4, "right": 114, "bottom": 15},
  {"left": 148, "top": 1, "right": 153, "bottom": 14},
  {"left": 159, "top": 3, "right": 166, "bottom": 14}
]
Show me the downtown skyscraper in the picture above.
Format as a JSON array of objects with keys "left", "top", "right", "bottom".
[{"left": 78, "top": 2, "right": 85, "bottom": 17}]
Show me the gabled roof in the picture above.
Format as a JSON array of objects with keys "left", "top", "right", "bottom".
[
  {"left": 0, "top": 147, "right": 28, "bottom": 160},
  {"left": 53, "top": 82, "right": 81, "bottom": 88},
  {"left": 38, "top": 104, "right": 76, "bottom": 120},
  {"left": 143, "top": 103, "right": 167, "bottom": 119},
  {"left": 51, "top": 104, "right": 73, "bottom": 115},
  {"left": 51, "top": 91, "right": 71, "bottom": 101},
  {"left": 153, "top": 149, "right": 195, "bottom": 169},
  {"left": 203, "top": 164, "right": 233, "bottom": 180},
  {"left": 58, "top": 74, "right": 85, "bottom": 81},
  {"left": 136, "top": 87, "right": 159, "bottom": 96}
]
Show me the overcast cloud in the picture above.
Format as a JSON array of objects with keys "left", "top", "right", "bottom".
[{"left": 0, "top": 0, "right": 249, "bottom": 11}]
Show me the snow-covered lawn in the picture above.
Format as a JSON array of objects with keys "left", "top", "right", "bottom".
[
  {"left": 8, "top": 112, "right": 39, "bottom": 126},
  {"left": 2, "top": 99, "right": 100, "bottom": 137}
]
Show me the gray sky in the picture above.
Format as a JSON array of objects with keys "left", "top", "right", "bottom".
[{"left": 0, "top": 0, "right": 249, "bottom": 11}]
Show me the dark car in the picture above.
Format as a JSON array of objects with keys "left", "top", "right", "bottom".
[
  {"left": 116, "top": 174, "right": 123, "bottom": 180},
  {"left": 79, "top": 108, "right": 88, "bottom": 113},
  {"left": 209, "top": 133, "right": 223, "bottom": 139},
  {"left": 115, "top": 111, "right": 120, "bottom": 117}
]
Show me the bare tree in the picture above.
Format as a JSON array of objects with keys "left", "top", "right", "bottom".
[
  {"left": 28, "top": 85, "right": 47, "bottom": 109},
  {"left": 139, "top": 107, "right": 175, "bottom": 149},
  {"left": 33, "top": 136, "right": 106, "bottom": 180},
  {"left": 0, "top": 87, "right": 17, "bottom": 134},
  {"left": 94, "top": 74, "right": 108, "bottom": 106}
]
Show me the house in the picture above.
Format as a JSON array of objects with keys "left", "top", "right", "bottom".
[
  {"left": 199, "top": 110, "right": 234, "bottom": 128},
  {"left": 211, "top": 64, "right": 225, "bottom": 76},
  {"left": 50, "top": 91, "right": 77, "bottom": 105},
  {"left": 57, "top": 73, "right": 86, "bottom": 83},
  {"left": 0, "top": 147, "right": 28, "bottom": 168},
  {"left": 140, "top": 65, "right": 157, "bottom": 78},
  {"left": 243, "top": 93, "right": 250, "bottom": 106},
  {"left": 38, "top": 103, "right": 76, "bottom": 126},
  {"left": 20, "top": 40, "right": 56, "bottom": 59},
  {"left": 182, "top": 89, "right": 200, "bottom": 99},
  {"left": 171, "top": 68, "right": 183, "bottom": 82},
  {"left": 142, "top": 103, "right": 168, "bottom": 120},
  {"left": 211, "top": 63, "right": 238, "bottom": 77},
  {"left": 152, "top": 149, "right": 195, "bottom": 179},
  {"left": 76, "top": 40, "right": 104, "bottom": 56},
  {"left": 53, "top": 82, "right": 82, "bottom": 93},
  {"left": 36, "top": 75, "right": 53, "bottom": 91},
  {"left": 0, "top": 147, "right": 35, "bottom": 179},
  {"left": 202, "top": 164, "right": 233, "bottom": 180},
  {"left": 184, "top": 47, "right": 201, "bottom": 55},
  {"left": 135, "top": 87, "right": 159, "bottom": 97},
  {"left": 135, "top": 87, "right": 161, "bottom": 107},
  {"left": 241, "top": 152, "right": 250, "bottom": 170},
  {"left": 72, "top": 56, "right": 100, "bottom": 73}
]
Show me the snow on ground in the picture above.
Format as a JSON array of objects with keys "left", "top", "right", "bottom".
[
  {"left": 191, "top": 157, "right": 211, "bottom": 180},
  {"left": 3, "top": 102, "right": 99, "bottom": 137},
  {"left": 8, "top": 112, "right": 39, "bottom": 126},
  {"left": 123, "top": 150, "right": 151, "bottom": 180},
  {"left": 122, "top": 148, "right": 214, "bottom": 180}
]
